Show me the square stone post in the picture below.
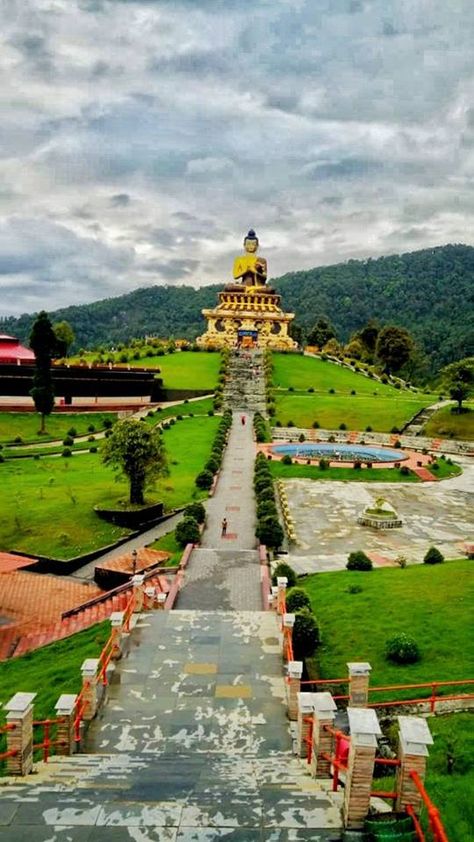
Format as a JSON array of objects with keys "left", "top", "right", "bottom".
[
  {"left": 310, "top": 692, "right": 337, "bottom": 778},
  {"left": 5, "top": 693, "right": 36, "bottom": 776},
  {"left": 144, "top": 586, "right": 156, "bottom": 610},
  {"left": 276, "top": 577, "right": 288, "bottom": 614},
  {"left": 157, "top": 592, "right": 167, "bottom": 610},
  {"left": 286, "top": 661, "right": 303, "bottom": 720},
  {"left": 347, "top": 662, "right": 372, "bottom": 707},
  {"left": 132, "top": 573, "right": 145, "bottom": 612},
  {"left": 110, "top": 611, "right": 125, "bottom": 658},
  {"left": 343, "top": 708, "right": 381, "bottom": 830},
  {"left": 282, "top": 613, "right": 295, "bottom": 663},
  {"left": 271, "top": 586, "right": 278, "bottom": 610},
  {"left": 296, "top": 692, "right": 315, "bottom": 758},
  {"left": 396, "top": 717, "right": 433, "bottom": 814},
  {"left": 54, "top": 694, "right": 78, "bottom": 756},
  {"left": 81, "top": 658, "right": 100, "bottom": 721}
]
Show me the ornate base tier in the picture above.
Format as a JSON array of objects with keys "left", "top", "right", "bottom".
[{"left": 197, "top": 286, "right": 297, "bottom": 351}]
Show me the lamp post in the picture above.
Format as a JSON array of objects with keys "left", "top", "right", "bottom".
[{"left": 131, "top": 548, "right": 138, "bottom": 575}]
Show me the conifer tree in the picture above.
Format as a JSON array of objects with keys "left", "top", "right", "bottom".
[{"left": 29, "top": 311, "right": 56, "bottom": 433}]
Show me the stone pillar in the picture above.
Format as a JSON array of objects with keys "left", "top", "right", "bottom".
[
  {"left": 276, "top": 577, "right": 287, "bottom": 614},
  {"left": 5, "top": 692, "right": 36, "bottom": 776},
  {"left": 396, "top": 716, "right": 433, "bottom": 813},
  {"left": 157, "top": 593, "right": 167, "bottom": 610},
  {"left": 110, "top": 611, "right": 125, "bottom": 658},
  {"left": 144, "top": 586, "right": 156, "bottom": 609},
  {"left": 296, "top": 692, "right": 315, "bottom": 758},
  {"left": 81, "top": 659, "right": 100, "bottom": 721},
  {"left": 54, "top": 694, "right": 78, "bottom": 756},
  {"left": 286, "top": 661, "right": 303, "bottom": 720},
  {"left": 347, "top": 662, "right": 372, "bottom": 707},
  {"left": 132, "top": 574, "right": 145, "bottom": 612},
  {"left": 282, "top": 613, "right": 295, "bottom": 663},
  {"left": 271, "top": 586, "right": 278, "bottom": 610},
  {"left": 343, "top": 708, "right": 382, "bottom": 830},
  {"left": 310, "top": 692, "right": 337, "bottom": 778}
]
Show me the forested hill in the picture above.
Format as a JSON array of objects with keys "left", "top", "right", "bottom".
[{"left": 2, "top": 244, "right": 473, "bottom": 373}]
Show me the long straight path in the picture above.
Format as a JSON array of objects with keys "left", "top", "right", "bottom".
[{"left": 177, "top": 411, "right": 262, "bottom": 610}]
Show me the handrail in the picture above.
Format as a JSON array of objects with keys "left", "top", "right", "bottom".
[
  {"left": 33, "top": 718, "right": 66, "bottom": 763},
  {"left": 409, "top": 770, "right": 449, "bottom": 842}
]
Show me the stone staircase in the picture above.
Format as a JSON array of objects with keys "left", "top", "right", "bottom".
[{"left": 223, "top": 349, "right": 267, "bottom": 413}]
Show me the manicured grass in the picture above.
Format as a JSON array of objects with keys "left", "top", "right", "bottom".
[
  {"left": 0, "top": 412, "right": 117, "bottom": 445},
  {"left": 147, "top": 351, "right": 221, "bottom": 390},
  {"left": 430, "top": 457, "right": 462, "bottom": 479},
  {"left": 424, "top": 405, "right": 474, "bottom": 441},
  {"left": 0, "top": 622, "right": 110, "bottom": 724},
  {"left": 141, "top": 396, "right": 215, "bottom": 427},
  {"left": 274, "top": 394, "right": 432, "bottom": 432},
  {"left": 299, "top": 560, "right": 474, "bottom": 691},
  {"left": 269, "top": 461, "right": 419, "bottom": 482},
  {"left": 272, "top": 353, "right": 420, "bottom": 397},
  {"left": 148, "top": 531, "right": 182, "bottom": 566},
  {"left": 0, "top": 415, "right": 219, "bottom": 559}
]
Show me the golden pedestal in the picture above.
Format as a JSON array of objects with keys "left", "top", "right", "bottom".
[{"left": 197, "top": 283, "right": 297, "bottom": 351}]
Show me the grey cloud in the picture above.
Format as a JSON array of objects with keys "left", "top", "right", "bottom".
[
  {"left": 110, "top": 193, "right": 131, "bottom": 207},
  {"left": 143, "top": 258, "right": 200, "bottom": 280}
]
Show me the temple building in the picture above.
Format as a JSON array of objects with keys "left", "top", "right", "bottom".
[{"left": 197, "top": 229, "right": 297, "bottom": 350}]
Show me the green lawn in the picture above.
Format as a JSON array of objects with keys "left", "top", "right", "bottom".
[
  {"left": 424, "top": 405, "right": 474, "bottom": 441},
  {"left": 148, "top": 531, "right": 182, "bottom": 566},
  {"left": 146, "top": 351, "right": 221, "bottom": 390},
  {"left": 269, "top": 461, "right": 420, "bottom": 482},
  {"left": 0, "top": 412, "right": 117, "bottom": 445},
  {"left": 272, "top": 353, "right": 418, "bottom": 397},
  {"left": 141, "top": 396, "right": 215, "bottom": 427},
  {"left": 299, "top": 560, "right": 474, "bottom": 691},
  {"left": 0, "top": 415, "right": 219, "bottom": 559},
  {"left": 274, "top": 394, "right": 432, "bottom": 432}
]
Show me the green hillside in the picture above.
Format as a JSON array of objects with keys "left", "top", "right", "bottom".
[{"left": 2, "top": 243, "right": 473, "bottom": 373}]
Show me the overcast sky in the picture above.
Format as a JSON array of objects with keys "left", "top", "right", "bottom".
[{"left": 1, "top": 0, "right": 474, "bottom": 316}]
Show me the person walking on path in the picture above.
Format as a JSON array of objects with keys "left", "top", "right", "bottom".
[
  {"left": 221, "top": 517, "right": 228, "bottom": 537},
  {"left": 241, "top": 414, "right": 246, "bottom": 426}
]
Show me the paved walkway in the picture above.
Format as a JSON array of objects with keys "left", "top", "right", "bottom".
[
  {"left": 0, "top": 611, "right": 343, "bottom": 840},
  {"left": 177, "top": 412, "right": 262, "bottom": 611}
]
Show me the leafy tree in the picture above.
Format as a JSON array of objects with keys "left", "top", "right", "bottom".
[
  {"left": 307, "top": 317, "right": 336, "bottom": 348},
  {"left": 102, "top": 419, "right": 167, "bottom": 505},
  {"left": 424, "top": 546, "right": 445, "bottom": 565},
  {"left": 256, "top": 516, "right": 284, "bottom": 550},
  {"left": 184, "top": 501, "right": 206, "bottom": 524},
  {"left": 29, "top": 311, "right": 56, "bottom": 433},
  {"left": 175, "top": 516, "right": 200, "bottom": 547},
  {"left": 440, "top": 357, "right": 474, "bottom": 412},
  {"left": 289, "top": 322, "right": 305, "bottom": 346},
  {"left": 53, "top": 320, "right": 75, "bottom": 357},
  {"left": 322, "top": 337, "right": 342, "bottom": 355},
  {"left": 376, "top": 325, "right": 414, "bottom": 373},
  {"left": 292, "top": 609, "right": 320, "bottom": 658},
  {"left": 271, "top": 561, "right": 297, "bottom": 588},
  {"left": 356, "top": 319, "right": 379, "bottom": 352},
  {"left": 346, "top": 551, "right": 373, "bottom": 571},
  {"left": 285, "top": 587, "right": 312, "bottom": 612},
  {"left": 345, "top": 338, "right": 365, "bottom": 360}
]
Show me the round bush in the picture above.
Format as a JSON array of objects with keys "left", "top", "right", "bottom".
[
  {"left": 195, "top": 469, "right": 213, "bottom": 490},
  {"left": 88, "top": 424, "right": 96, "bottom": 432},
  {"left": 184, "top": 501, "right": 206, "bottom": 524},
  {"left": 256, "top": 516, "right": 284, "bottom": 549},
  {"left": 339, "top": 422, "right": 347, "bottom": 430},
  {"left": 63, "top": 436, "right": 74, "bottom": 446},
  {"left": 205, "top": 457, "right": 220, "bottom": 474},
  {"left": 286, "top": 587, "right": 312, "bottom": 612},
  {"left": 62, "top": 447, "right": 72, "bottom": 457},
  {"left": 281, "top": 455, "right": 292, "bottom": 465},
  {"left": 423, "top": 546, "right": 445, "bottom": 565},
  {"left": 88, "top": 435, "right": 95, "bottom": 442},
  {"left": 346, "top": 551, "right": 373, "bottom": 571},
  {"left": 312, "top": 420, "right": 320, "bottom": 429},
  {"left": 254, "top": 476, "right": 273, "bottom": 495},
  {"left": 175, "top": 516, "right": 200, "bottom": 547},
  {"left": 257, "top": 486, "right": 276, "bottom": 504},
  {"left": 257, "top": 500, "right": 278, "bottom": 520},
  {"left": 271, "top": 562, "right": 297, "bottom": 588},
  {"left": 67, "top": 427, "right": 77, "bottom": 437},
  {"left": 103, "top": 419, "right": 113, "bottom": 429},
  {"left": 89, "top": 446, "right": 98, "bottom": 453},
  {"left": 385, "top": 633, "right": 421, "bottom": 664},
  {"left": 292, "top": 610, "right": 320, "bottom": 659}
]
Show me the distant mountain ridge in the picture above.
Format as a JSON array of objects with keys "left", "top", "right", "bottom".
[{"left": 1, "top": 243, "right": 473, "bottom": 373}]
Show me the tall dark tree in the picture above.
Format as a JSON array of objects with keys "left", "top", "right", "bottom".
[
  {"left": 356, "top": 319, "right": 379, "bottom": 353},
  {"left": 29, "top": 311, "right": 56, "bottom": 433},
  {"left": 307, "top": 318, "right": 336, "bottom": 348},
  {"left": 289, "top": 322, "right": 305, "bottom": 346},
  {"left": 102, "top": 419, "right": 168, "bottom": 505},
  {"left": 376, "top": 325, "right": 414, "bottom": 374},
  {"left": 441, "top": 357, "right": 474, "bottom": 413}
]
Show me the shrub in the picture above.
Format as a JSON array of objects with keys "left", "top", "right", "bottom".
[
  {"left": 205, "top": 457, "right": 219, "bottom": 474},
  {"left": 312, "top": 420, "right": 320, "bottom": 429},
  {"left": 319, "top": 458, "right": 329, "bottom": 470},
  {"left": 175, "top": 516, "right": 200, "bottom": 547},
  {"left": 286, "top": 587, "right": 312, "bottom": 612},
  {"left": 365, "top": 462, "right": 373, "bottom": 469},
  {"left": 104, "top": 428, "right": 113, "bottom": 437},
  {"left": 346, "top": 551, "right": 373, "bottom": 571},
  {"left": 424, "top": 546, "right": 444, "bottom": 565},
  {"left": 308, "top": 387, "right": 314, "bottom": 393},
  {"left": 207, "top": 409, "right": 214, "bottom": 416},
  {"left": 257, "top": 500, "right": 278, "bottom": 520},
  {"left": 385, "top": 633, "right": 420, "bottom": 664},
  {"left": 88, "top": 424, "right": 96, "bottom": 432},
  {"left": 328, "top": 435, "right": 336, "bottom": 442},
  {"left": 298, "top": 433, "right": 306, "bottom": 443},
  {"left": 67, "top": 427, "right": 77, "bottom": 437},
  {"left": 288, "top": 386, "right": 294, "bottom": 392},
  {"left": 275, "top": 420, "right": 282, "bottom": 427},
  {"left": 184, "top": 501, "right": 206, "bottom": 524},
  {"left": 195, "top": 469, "right": 213, "bottom": 490},
  {"left": 353, "top": 460, "right": 362, "bottom": 470},
  {"left": 257, "top": 486, "right": 276, "bottom": 504},
  {"left": 292, "top": 610, "right": 320, "bottom": 659},
  {"left": 281, "top": 454, "right": 292, "bottom": 465},
  {"left": 339, "top": 422, "right": 347, "bottom": 430},
  {"left": 176, "top": 414, "right": 183, "bottom": 421},
  {"left": 347, "top": 584, "right": 363, "bottom": 594},
  {"left": 399, "top": 465, "right": 410, "bottom": 475},
  {"left": 391, "top": 426, "right": 400, "bottom": 434},
  {"left": 88, "top": 435, "right": 95, "bottom": 442},
  {"left": 103, "top": 419, "right": 113, "bottom": 429},
  {"left": 329, "top": 388, "right": 335, "bottom": 394},
  {"left": 272, "top": 562, "right": 297, "bottom": 588},
  {"left": 394, "top": 440, "right": 402, "bottom": 448},
  {"left": 256, "top": 515, "right": 284, "bottom": 549},
  {"left": 254, "top": 476, "right": 273, "bottom": 496},
  {"left": 89, "top": 446, "right": 98, "bottom": 453},
  {"left": 351, "top": 389, "right": 356, "bottom": 395},
  {"left": 287, "top": 420, "right": 295, "bottom": 427},
  {"left": 63, "top": 436, "right": 74, "bottom": 446},
  {"left": 0, "top": 454, "right": 4, "bottom": 463},
  {"left": 62, "top": 448, "right": 72, "bottom": 457},
  {"left": 395, "top": 555, "right": 407, "bottom": 569},
  {"left": 365, "top": 425, "right": 373, "bottom": 432}
]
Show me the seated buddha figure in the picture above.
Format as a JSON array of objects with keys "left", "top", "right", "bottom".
[{"left": 232, "top": 229, "right": 267, "bottom": 286}]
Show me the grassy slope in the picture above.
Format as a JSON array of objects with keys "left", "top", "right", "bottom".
[
  {"left": 424, "top": 405, "right": 474, "bottom": 441},
  {"left": 0, "top": 415, "right": 219, "bottom": 559},
  {"left": 144, "top": 351, "right": 220, "bottom": 390},
  {"left": 0, "top": 412, "right": 117, "bottom": 445},
  {"left": 299, "top": 560, "right": 474, "bottom": 689},
  {"left": 148, "top": 531, "right": 182, "bottom": 566},
  {"left": 269, "top": 461, "right": 420, "bottom": 482},
  {"left": 272, "top": 354, "right": 400, "bottom": 395}
]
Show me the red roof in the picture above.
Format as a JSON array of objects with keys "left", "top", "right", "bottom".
[
  {"left": 0, "top": 334, "right": 35, "bottom": 361},
  {"left": 0, "top": 553, "right": 38, "bottom": 573}
]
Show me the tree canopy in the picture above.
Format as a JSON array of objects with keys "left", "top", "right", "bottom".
[
  {"left": 376, "top": 325, "right": 414, "bottom": 373},
  {"left": 53, "top": 320, "right": 75, "bottom": 357},
  {"left": 441, "top": 357, "right": 474, "bottom": 412},
  {"left": 102, "top": 419, "right": 168, "bottom": 505}
]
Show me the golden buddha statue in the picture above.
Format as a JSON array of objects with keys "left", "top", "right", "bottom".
[{"left": 232, "top": 229, "right": 267, "bottom": 286}]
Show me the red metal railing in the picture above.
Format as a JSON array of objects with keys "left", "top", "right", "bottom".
[
  {"left": 0, "top": 723, "right": 18, "bottom": 764},
  {"left": 409, "top": 770, "right": 449, "bottom": 842},
  {"left": 33, "top": 718, "right": 66, "bottom": 763},
  {"left": 319, "top": 723, "right": 351, "bottom": 792},
  {"left": 303, "top": 715, "right": 313, "bottom": 762},
  {"left": 367, "top": 679, "right": 474, "bottom": 713},
  {"left": 73, "top": 684, "right": 90, "bottom": 743}
]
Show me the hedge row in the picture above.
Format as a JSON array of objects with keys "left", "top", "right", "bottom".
[
  {"left": 253, "top": 452, "right": 284, "bottom": 549},
  {"left": 271, "top": 562, "right": 320, "bottom": 659},
  {"left": 195, "top": 409, "right": 233, "bottom": 491},
  {"left": 213, "top": 349, "right": 230, "bottom": 411}
]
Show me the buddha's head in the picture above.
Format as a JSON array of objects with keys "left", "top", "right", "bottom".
[{"left": 243, "top": 229, "right": 259, "bottom": 254}]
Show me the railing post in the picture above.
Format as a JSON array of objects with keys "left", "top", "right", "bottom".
[
  {"left": 395, "top": 716, "right": 433, "bottom": 814},
  {"left": 110, "top": 611, "right": 125, "bottom": 658},
  {"left": 296, "top": 692, "right": 314, "bottom": 758},
  {"left": 282, "top": 613, "right": 295, "bottom": 663},
  {"left": 347, "top": 662, "right": 371, "bottom": 707},
  {"left": 286, "top": 661, "right": 303, "bottom": 720},
  {"left": 132, "top": 573, "right": 145, "bottom": 612},
  {"left": 81, "top": 659, "right": 100, "bottom": 721},
  {"left": 157, "top": 592, "right": 167, "bottom": 610},
  {"left": 145, "top": 586, "right": 156, "bottom": 609},
  {"left": 276, "top": 577, "right": 288, "bottom": 614},
  {"left": 310, "top": 692, "right": 337, "bottom": 778},
  {"left": 270, "top": 585, "right": 278, "bottom": 610},
  {"left": 54, "top": 694, "right": 78, "bottom": 756},
  {"left": 343, "top": 708, "right": 381, "bottom": 830},
  {"left": 5, "top": 693, "right": 36, "bottom": 776}
]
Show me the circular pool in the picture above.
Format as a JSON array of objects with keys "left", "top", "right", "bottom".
[{"left": 272, "top": 443, "right": 407, "bottom": 463}]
